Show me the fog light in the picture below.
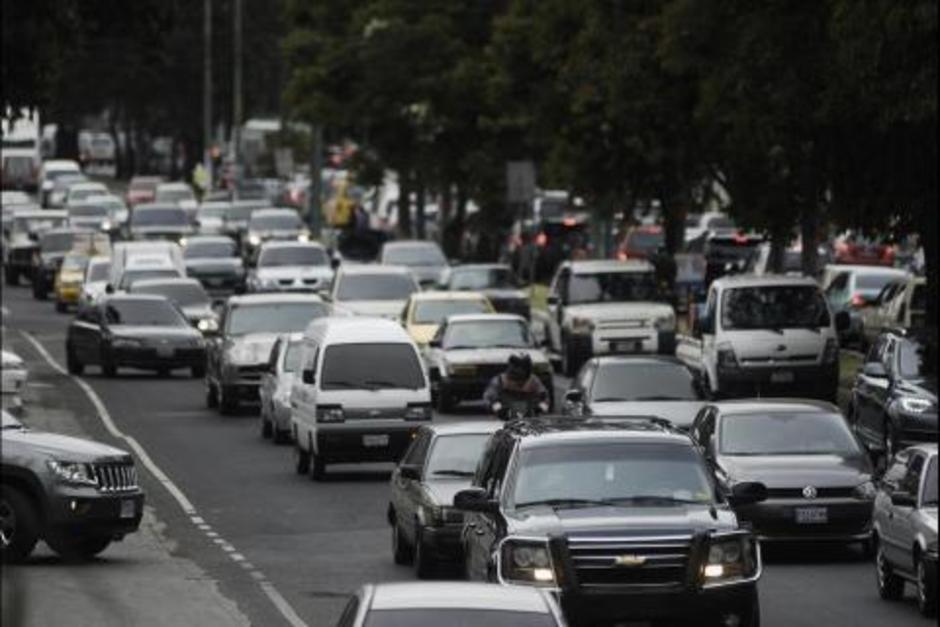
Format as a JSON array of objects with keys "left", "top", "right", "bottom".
[
  {"left": 532, "top": 568, "right": 554, "bottom": 582},
  {"left": 704, "top": 564, "right": 724, "bottom": 578},
  {"left": 722, "top": 614, "right": 742, "bottom": 627},
  {"left": 70, "top": 500, "right": 78, "bottom": 512}
]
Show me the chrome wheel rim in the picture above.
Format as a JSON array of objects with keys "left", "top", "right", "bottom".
[
  {"left": 0, "top": 499, "right": 15, "bottom": 549},
  {"left": 876, "top": 545, "right": 888, "bottom": 589}
]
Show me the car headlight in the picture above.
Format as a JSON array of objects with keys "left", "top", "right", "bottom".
[
  {"left": 404, "top": 403, "right": 432, "bottom": 421},
  {"left": 248, "top": 234, "right": 261, "bottom": 246},
  {"left": 717, "top": 343, "right": 739, "bottom": 369},
  {"left": 111, "top": 337, "right": 144, "bottom": 348},
  {"left": 823, "top": 338, "right": 839, "bottom": 363},
  {"left": 297, "top": 232, "right": 310, "bottom": 242},
  {"left": 179, "top": 236, "right": 188, "bottom": 247},
  {"left": 316, "top": 405, "right": 345, "bottom": 423},
  {"left": 570, "top": 316, "right": 595, "bottom": 334},
  {"left": 899, "top": 397, "right": 935, "bottom": 414},
  {"left": 47, "top": 460, "right": 99, "bottom": 487},
  {"left": 853, "top": 480, "right": 877, "bottom": 500},
  {"left": 101, "top": 220, "right": 113, "bottom": 231},
  {"left": 447, "top": 363, "right": 477, "bottom": 377},
  {"left": 197, "top": 317, "right": 219, "bottom": 332},
  {"left": 701, "top": 534, "right": 760, "bottom": 587},
  {"left": 499, "top": 539, "right": 556, "bottom": 586},
  {"left": 654, "top": 314, "right": 676, "bottom": 332}
]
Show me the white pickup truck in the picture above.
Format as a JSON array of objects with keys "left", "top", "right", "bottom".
[
  {"left": 675, "top": 275, "right": 849, "bottom": 402},
  {"left": 544, "top": 259, "right": 677, "bottom": 376}
]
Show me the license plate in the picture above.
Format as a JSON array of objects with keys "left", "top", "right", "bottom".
[
  {"left": 120, "top": 499, "right": 136, "bottom": 519},
  {"left": 363, "top": 434, "right": 389, "bottom": 448},
  {"left": 612, "top": 340, "right": 641, "bottom": 352},
  {"left": 770, "top": 371, "right": 794, "bottom": 384},
  {"left": 156, "top": 346, "right": 174, "bottom": 358},
  {"left": 795, "top": 506, "right": 828, "bottom": 524}
]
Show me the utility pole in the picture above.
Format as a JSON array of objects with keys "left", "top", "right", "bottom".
[
  {"left": 308, "top": 125, "right": 323, "bottom": 240},
  {"left": 232, "top": 0, "right": 243, "bottom": 197},
  {"left": 203, "top": 0, "right": 213, "bottom": 190}
]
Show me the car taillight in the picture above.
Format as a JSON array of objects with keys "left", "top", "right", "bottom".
[
  {"left": 616, "top": 250, "right": 627, "bottom": 261},
  {"left": 535, "top": 232, "right": 547, "bottom": 247},
  {"left": 850, "top": 293, "right": 866, "bottom": 308}
]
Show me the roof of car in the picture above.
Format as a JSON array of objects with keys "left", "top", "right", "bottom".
[
  {"left": 43, "top": 226, "right": 95, "bottom": 236},
  {"left": 368, "top": 582, "right": 551, "bottom": 612},
  {"left": 337, "top": 264, "right": 414, "bottom": 276},
  {"left": 445, "top": 313, "right": 525, "bottom": 324},
  {"left": 823, "top": 264, "right": 909, "bottom": 276},
  {"left": 100, "top": 293, "right": 171, "bottom": 304},
  {"left": 67, "top": 181, "right": 108, "bottom": 190},
  {"left": 422, "top": 421, "right": 503, "bottom": 437},
  {"left": 251, "top": 208, "right": 298, "bottom": 218},
  {"left": 905, "top": 442, "right": 938, "bottom": 456},
  {"left": 134, "top": 203, "right": 186, "bottom": 212},
  {"left": 712, "top": 274, "right": 821, "bottom": 289},
  {"left": 258, "top": 240, "right": 324, "bottom": 251},
  {"left": 14, "top": 209, "right": 67, "bottom": 219},
  {"left": 129, "top": 277, "right": 203, "bottom": 290},
  {"left": 382, "top": 240, "right": 443, "bottom": 250},
  {"left": 304, "top": 316, "right": 414, "bottom": 344},
  {"left": 409, "top": 291, "right": 489, "bottom": 303},
  {"left": 228, "top": 293, "right": 325, "bottom": 307},
  {"left": 712, "top": 398, "right": 841, "bottom": 415},
  {"left": 504, "top": 417, "right": 690, "bottom": 446},
  {"left": 565, "top": 259, "right": 654, "bottom": 274},
  {"left": 590, "top": 355, "right": 688, "bottom": 368},
  {"left": 42, "top": 159, "right": 81, "bottom": 171},
  {"left": 156, "top": 181, "right": 192, "bottom": 190}
]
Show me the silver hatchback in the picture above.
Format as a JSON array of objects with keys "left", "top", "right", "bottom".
[{"left": 259, "top": 333, "right": 304, "bottom": 443}]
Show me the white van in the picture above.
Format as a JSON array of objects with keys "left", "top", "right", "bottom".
[
  {"left": 109, "top": 241, "right": 185, "bottom": 291},
  {"left": 290, "top": 317, "right": 431, "bottom": 480},
  {"left": 676, "top": 274, "right": 850, "bottom": 401}
]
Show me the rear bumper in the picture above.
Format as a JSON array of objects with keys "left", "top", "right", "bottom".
[
  {"left": 56, "top": 285, "right": 82, "bottom": 304},
  {"left": 112, "top": 347, "right": 206, "bottom": 370},
  {"left": 579, "top": 330, "right": 676, "bottom": 356},
  {"left": 716, "top": 362, "right": 838, "bottom": 399},
  {"left": 420, "top": 524, "right": 463, "bottom": 560},
  {"left": 736, "top": 498, "right": 872, "bottom": 542},
  {"left": 315, "top": 422, "right": 423, "bottom": 463}
]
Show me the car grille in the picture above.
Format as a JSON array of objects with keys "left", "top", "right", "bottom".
[
  {"left": 237, "top": 364, "right": 267, "bottom": 380},
  {"left": 765, "top": 487, "right": 855, "bottom": 499},
  {"left": 596, "top": 319, "right": 649, "bottom": 331},
  {"left": 567, "top": 534, "right": 692, "bottom": 588},
  {"left": 740, "top": 354, "right": 818, "bottom": 365},
  {"left": 92, "top": 462, "right": 139, "bottom": 493}
]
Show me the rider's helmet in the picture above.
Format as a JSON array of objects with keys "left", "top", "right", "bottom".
[{"left": 507, "top": 353, "right": 533, "bottom": 383}]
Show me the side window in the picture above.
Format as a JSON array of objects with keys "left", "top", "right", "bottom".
[
  {"left": 267, "top": 339, "right": 281, "bottom": 373},
  {"left": 554, "top": 269, "right": 570, "bottom": 303},
  {"left": 473, "top": 436, "right": 499, "bottom": 488},
  {"left": 881, "top": 452, "right": 910, "bottom": 490},
  {"left": 335, "top": 596, "right": 359, "bottom": 627},
  {"left": 302, "top": 341, "right": 319, "bottom": 376},
  {"left": 900, "top": 454, "right": 925, "bottom": 496},
  {"left": 880, "top": 338, "right": 895, "bottom": 372},
  {"left": 703, "top": 288, "right": 717, "bottom": 330},
  {"left": 576, "top": 362, "right": 595, "bottom": 394},
  {"left": 401, "top": 431, "right": 431, "bottom": 467},
  {"left": 827, "top": 272, "right": 849, "bottom": 294},
  {"left": 865, "top": 337, "right": 886, "bottom": 364}
]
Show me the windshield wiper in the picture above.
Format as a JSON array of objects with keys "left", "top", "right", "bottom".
[
  {"left": 431, "top": 470, "right": 475, "bottom": 477},
  {"left": 632, "top": 395, "right": 693, "bottom": 401},
  {"left": 515, "top": 498, "right": 621, "bottom": 510},
  {"left": 610, "top": 495, "right": 706, "bottom": 505}
]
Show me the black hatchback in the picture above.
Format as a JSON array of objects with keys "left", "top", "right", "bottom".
[{"left": 66, "top": 294, "right": 206, "bottom": 378}]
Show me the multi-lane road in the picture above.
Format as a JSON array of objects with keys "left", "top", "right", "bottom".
[{"left": 1, "top": 284, "right": 928, "bottom": 627}]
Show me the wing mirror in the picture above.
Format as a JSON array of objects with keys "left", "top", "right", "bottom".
[
  {"left": 564, "top": 389, "right": 583, "bottom": 405},
  {"left": 453, "top": 488, "right": 499, "bottom": 513},
  {"left": 330, "top": 256, "right": 341, "bottom": 271},
  {"left": 301, "top": 368, "right": 315, "bottom": 384},
  {"left": 727, "top": 481, "right": 768, "bottom": 507},
  {"left": 862, "top": 362, "right": 887, "bottom": 378},
  {"left": 398, "top": 464, "right": 421, "bottom": 481},
  {"left": 546, "top": 294, "right": 559, "bottom": 306},
  {"left": 834, "top": 310, "right": 850, "bottom": 332},
  {"left": 889, "top": 491, "right": 916, "bottom": 508}
]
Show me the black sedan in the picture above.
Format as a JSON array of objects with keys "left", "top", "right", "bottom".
[
  {"left": 66, "top": 294, "right": 207, "bottom": 378},
  {"left": 689, "top": 399, "right": 877, "bottom": 548},
  {"left": 439, "top": 263, "right": 531, "bottom": 319},
  {"left": 387, "top": 421, "right": 500, "bottom": 578},
  {"left": 182, "top": 235, "right": 246, "bottom": 298},
  {"left": 30, "top": 227, "right": 94, "bottom": 299},
  {"left": 850, "top": 329, "right": 937, "bottom": 462}
]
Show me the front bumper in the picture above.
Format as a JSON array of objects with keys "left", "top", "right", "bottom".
[
  {"left": 112, "top": 346, "right": 206, "bottom": 370},
  {"left": 736, "top": 498, "right": 872, "bottom": 542},
  {"left": 48, "top": 490, "right": 145, "bottom": 538},
  {"left": 716, "top": 362, "right": 838, "bottom": 399},
  {"left": 315, "top": 421, "right": 423, "bottom": 464},
  {"left": 56, "top": 284, "right": 82, "bottom": 304}
]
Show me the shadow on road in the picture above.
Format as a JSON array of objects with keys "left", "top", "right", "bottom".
[{"left": 760, "top": 541, "right": 869, "bottom": 564}]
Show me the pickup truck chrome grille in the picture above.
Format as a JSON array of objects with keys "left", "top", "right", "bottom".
[
  {"left": 596, "top": 320, "right": 648, "bottom": 331},
  {"left": 92, "top": 462, "right": 138, "bottom": 492},
  {"left": 567, "top": 535, "right": 692, "bottom": 587},
  {"left": 739, "top": 354, "right": 818, "bottom": 365}
]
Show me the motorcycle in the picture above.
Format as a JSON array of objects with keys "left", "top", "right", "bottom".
[{"left": 490, "top": 395, "right": 548, "bottom": 421}]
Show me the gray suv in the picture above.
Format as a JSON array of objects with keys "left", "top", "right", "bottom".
[{"left": 0, "top": 410, "right": 144, "bottom": 561}]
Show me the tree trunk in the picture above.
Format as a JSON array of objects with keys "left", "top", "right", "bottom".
[
  {"left": 109, "top": 106, "right": 125, "bottom": 180},
  {"left": 768, "top": 226, "right": 788, "bottom": 274},
  {"left": 397, "top": 171, "right": 412, "bottom": 239},
  {"left": 799, "top": 205, "right": 819, "bottom": 277},
  {"left": 415, "top": 178, "right": 426, "bottom": 240},
  {"left": 921, "top": 198, "right": 938, "bottom": 375}
]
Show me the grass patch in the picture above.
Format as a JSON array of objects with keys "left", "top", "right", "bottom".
[
  {"left": 837, "top": 349, "right": 862, "bottom": 410},
  {"left": 530, "top": 283, "right": 550, "bottom": 312}
]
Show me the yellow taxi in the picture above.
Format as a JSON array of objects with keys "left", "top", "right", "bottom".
[
  {"left": 402, "top": 291, "right": 495, "bottom": 346},
  {"left": 54, "top": 253, "right": 90, "bottom": 313}
]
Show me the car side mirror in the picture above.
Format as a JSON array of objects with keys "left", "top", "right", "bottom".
[
  {"left": 834, "top": 310, "right": 850, "bottom": 332},
  {"left": 428, "top": 338, "right": 441, "bottom": 348},
  {"left": 453, "top": 488, "right": 499, "bottom": 513},
  {"left": 302, "top": 368, "right": 315, "bottom": 384},
  {"left": 330, "top": 257, "right": 341, "bottom": 271},
  {"left": 398, "top": 464, "right": 421, "bottom": 481},
  {"left": 863, "top": 362, "right": 887, "bottom": 378},
  {"left": 105, "top": 283, "right": 115, "bottom": 294},
  {"left": 727, "top": 481, "right": 767, "bottom": 507},
  {"left": 546, "top": 294, "right": 559, "bottom": 307},
  {"left": 564, "top": 389, "right": 583, "bottom": 405},
  {"left": 889, "top": 491, "right": 916, "bottom": 508}
]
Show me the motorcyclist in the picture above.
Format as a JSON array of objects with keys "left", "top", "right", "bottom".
[{"left": 483, "top": 353, "right": 550, "bottom": 419}]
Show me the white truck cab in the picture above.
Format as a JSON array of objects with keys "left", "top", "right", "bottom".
[
  {"left": 545, "top": 259, "right": 677, "bottom": 376},
  {"left": 676, "top": 274, "right": 850, "bottom": 401}
]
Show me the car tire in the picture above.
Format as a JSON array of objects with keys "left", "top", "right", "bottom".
[
  {"left": 101, "top": 350, "right": 117, "bottom": 378},
  {"left": 294, "top": 440, "right": 311, "bottom": 475},
  {"left": 55, "top": 300, "right": 66, "bottom": 313},
  {"left": 46, "top": 532, "right": 112, "bottom": 561},
  {"left": 876, "top": 536, "right": 904, "bottom": 601},
  {"left": 219, "top": 386, "right": 238, "bottom": 415},
  {"left": 32, "top": 280, "right": 47, "bottom": 300},
  {"left": 0, "top": 486, "right": 40, "bottom": 563},
  {"left": 435, "top": 385, "right": 454, "bottom": 414},
  {"left": 413, "top": 525, "right": 434, "bottom": 579},
  {"left": 66, "top": 343, "right": 84, "bottom": 375},
  {"left": 191, "top": 364, "right": 206, "bottom": 379},
  {"left": 206, "top": 380, "right": 219, "bottom": 408},
  {"left": 310, "top": 447, "right": 326, "bottom": 481},
  {"left": 4, "top": 267, "right": 18, "bottom": 286},
  {"left": 392, "top": 519, "right": 413, "bottom": 565},
  {"left": 261, "top": 414, "right": 273, "bottom": 439},
  {"left": 916, "top": 554, "right": 937, "bottom": 617}
]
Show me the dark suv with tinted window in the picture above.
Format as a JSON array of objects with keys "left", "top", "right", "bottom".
[{"left": 454, "top": 418, "right": 767, "bottom": 627}]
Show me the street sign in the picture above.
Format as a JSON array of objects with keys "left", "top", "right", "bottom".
[{"left": 506, "top": 161, "right": 536, "bottom": 205}]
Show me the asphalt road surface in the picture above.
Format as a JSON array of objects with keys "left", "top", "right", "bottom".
[{"left": 1, "top": 284, "right": 928, "bottom": 627}]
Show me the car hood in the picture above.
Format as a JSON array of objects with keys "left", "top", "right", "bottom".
[
  {"left": 588, "top": 400, "right": 706, "bottom": 430},
  {"left": 4, "top": 429, "right": 130, "bottom": 462},
  {"left": 426, "top": 478, "right": 474, "bottom": 506},
  {"left": 408, "top": 324, "right": 439, "bottom": 346},
  {"left": 256, "top": 266, "right": 332, "bottom": 281},
  {"left": 506, "top": 504, "right": 738, "bottom": 537},
  {"left": 335, "top": 300, "right": 406, "bottom": 318},
  {"left": 226, "top": 333, "right": 280, "bottom": 364},
  {"left": 719, "top": 454, "right": 871, "bottom": 488},
  {"left": 443, "top": 347, "right": 550, "bottom": 367},
  {"left": 112, "top": 326, "right": 201, "bottom": 341},
  {"left": 563, "top": 302, "right": 673, "bottom": 322}
]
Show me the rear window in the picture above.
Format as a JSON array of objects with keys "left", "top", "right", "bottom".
[
  {"left": 258, "top": 246, "right": 328, "bottom": 267},
  {"left": 855, "top": 273, "right": 901, "bottom": 294},
  {"left": 626, "top": 229, "right": 664, "bottom": 251},
  {"left": 336, "top": 273, "right": 417, "bottom": 301},
  {"left": 40, "top": 232, "right": 74, "bottom": 253},
  {"left": 383, "top": 245, "right": 446, "bottom": 266},
  {"left": 364, "top": 609, "right": 555, "bottom": 627},
  {"left": 185, "top": 240, "right": 237, "bottom": 258},
  {"left": 250, "top": 213, "right": 302, "bottom": 230},
  {"left": 721, "top": 285, "right": 830, "bottom": 330},
  {"left": 591, "top": 362, "right": 699, "bottom": 402},
  {"left": 320, "top": 343, "right": 424, "bottom": 390},
  {"left": 103, "top": 299, "right": 186, "bottom": 327}
]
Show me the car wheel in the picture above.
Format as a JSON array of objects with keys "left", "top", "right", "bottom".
[
  {"left": 392, "top": 519, "right": 413, "bottom": 565},
  {"left": 206, "top": 380, "right": 219, "bottom": 408},
  {"left": 219, "top": 386, "right": 238, "bottom": 415},
  {"left": 413, "top": 525, "right": 434, "bottom": 579},
  {"left": 310, "top": 446, "right": 326, "bottom": 481},
  {"left": 191, "top": 364, "right": 206, "bottom": 379},
  {"left": 0, "top": 486, "right": 39, "bottom": 563},
  {"left": 46, "top": 532, "right": 112, "bottom": 561},
  {"left": 876, "top": 536, "right": 904, "bottom": 601},
  {"left": 435, "top": 385, "right": 454, "bottom": 414},
  {"left": 4, "top": 267, "right": 18, "bottom": 286},
  {"left": 294, "top": 440, "right": 311, "bottom": 475},
  {"left": 55, "top": 300, "right": 66, "bottom": 313},
  {"left": 100, "top": 349, "right": 117, "bottom": 378},
  {"left": 917, "top": 554, "right": 937, "bottom": 617},
  {"left": 32, "top": 281, "right": 47, "bottom": 300},
  {"left": 66, "top": 343, "right": 84, "bottom": 375},
  {"left": 260, "top": 414, "right": 273, "bottom": 439}
]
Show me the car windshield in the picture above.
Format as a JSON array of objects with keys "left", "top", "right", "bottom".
[
  {"left": 69, "top": 205, "right": 109, "bottom": 218},
  {"left": 258, "top": 246, "right": 327, "bottom": 267},
  {"left": 855, "top": 273, "right": 902, "bottom": 295},
  {"left": 720, "top": 412, "right": 860, "bottom": 455},
  {"left": 413, "top": 300, "right": 490, "bottom": 325},
  {"left": 120, "top": 269, "right": 181, "bottom": 288},
  {"left": 898, "top": 340, "right": 931, "bottom": 379},
  {"left": 364, "top": 609, "right": 556, "bottom": 627},
  {"left": 87, "top": 261, "right": 110, "bottom": 281},
  {"left": 721, "top": 285, "right": 830, "bottom": 330},
  {"left": 383, "top": 245, "right": 446, "bottom": 266},
  {"left": 251, "top": 213, "right": 301, "bottom": 230},
  {"left": 156, "top": 188, "right": 194, "bottom": 202},
  {"left": 226, "top": 302, "right": 329, "bottom": 335},
  {"left": 103, "top": 299, "right": 185, "bottom": 326},
  {"left": 922, "top": 457, "right": 937, "bottom": 507},
  {"left": 320, "top": 343, "right": 424, "bottom": 390},
  {"left": 450, "top": 268, "right": 518, "bottom": 290},
  {"left": 336, "top": 274, "right": 416, "bottom": 301},
  {"left": 130, "top": 179, "right": 160, "bottom": 192},
  {"left": 132, "top": 208, "right": 187, "bottom": 226},
  {"left": 591, "top": 362, "right": 699, "bottom": 402},
  {"left": 133, "top": 283, "right": 209, "bottom": 307},
  {"left": 198, "top": 205, "right": 230, "bottom": 219},
  {"left": 61, "top": 255, "right": 88, "bottom": 272},
  {"left": 443, "top": 320, "right": 530, "bottom": 349},
  {"left": 69, "top": 186, "right": 107, "bottom": 201},
  {"left": 40, "top": 232, "right": 75, "bottom": 253},
  {"left": 283, "top": 341, "right": 304, "bottom": 373},
  {"left": 185, "top": 240, "right": 237, "bottom": 258},
  {"left": 568, "top": 271, "right": 659, "bottom": 304},
  {"left": 425, "top": 433, "right": 492, "bottom": 477},
  {"left": 512, "top": 442, "right": 714, "bottom": 508}
]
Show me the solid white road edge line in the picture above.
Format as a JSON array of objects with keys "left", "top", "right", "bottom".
[{"left": 20, "top": 331, "right": 311, "bottom": 627}]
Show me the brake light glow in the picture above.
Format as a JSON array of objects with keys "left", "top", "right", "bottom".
[
  {"left": 733, "top": 232, "right": 749, "bottom": 244},
  {"left": 535, "top": 232, "right": 548, "bottom": 247},
  {"left": 850, "top": 293, "right": 866, "bottom": 308}
]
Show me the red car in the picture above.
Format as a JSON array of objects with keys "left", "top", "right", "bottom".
[
  {"left": 833, "top": 233, "right": 895, "bottom": 266},
  {"left": 125, "top": 175, "right": 165, "bottom": 207},
  {"left": 616, "top": 224, "right": 664, "bottom": 260}
]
